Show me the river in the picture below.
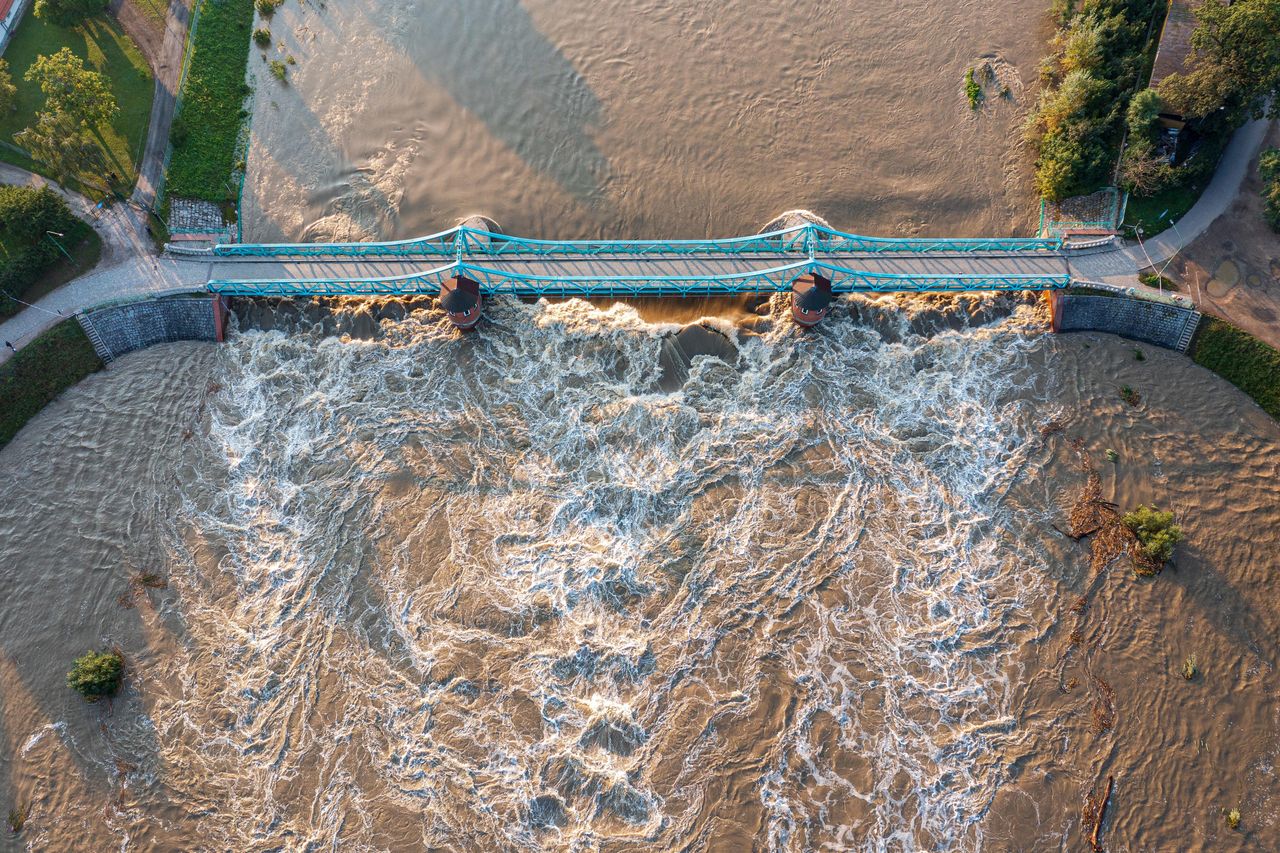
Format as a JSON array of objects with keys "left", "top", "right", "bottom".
[
  {"left": 240, "top": 0, "right": 1041, "bottom": 242},
  {"left": 3, "top": 1, "right": 1280, "bottom": 849},
  {"left": 1, "top": 295, "right": 1278, "bottom": 850}
]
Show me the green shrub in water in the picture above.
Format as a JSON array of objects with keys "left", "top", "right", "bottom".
[
  {"left": 965, "top": 67, "right": 983, "bottom": 110},
  {"left": 1122, "top": 504, "right": 1184, "bottom": 566},
  {"left": 66, "top": 649, "right": 124, "bottom": 700}
]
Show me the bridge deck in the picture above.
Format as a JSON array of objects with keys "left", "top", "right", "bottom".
[{"left": 207, "top": 251, "right": 1072, "bottom": 297}]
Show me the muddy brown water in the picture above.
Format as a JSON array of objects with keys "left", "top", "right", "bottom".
[
  {"left": 241, "top": 0, "right": 1041, "bottom": 241},
  {"left": 1, "top": 295, "right": 1277, "bottom": 851}
]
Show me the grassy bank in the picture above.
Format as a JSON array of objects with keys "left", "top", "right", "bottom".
[
  {"left": 165, "top": 0, "right": 255, "bottom": 206},
  {"left": 1192, "top": 317, "right": 1280, "bottom": 419},
  {"left": 0, "top": 320, "right": 103, "bottom": 449},
  {"left": 0, "top": 11, "right": 154, "bottom": 192}
]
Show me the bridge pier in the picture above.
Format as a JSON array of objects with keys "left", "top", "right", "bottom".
[
  {"left": 440, "top": 276, "right": 483, "bottom": 330},
  {"left": 791, "top": 272, "right": 833, "bottom": 327}
]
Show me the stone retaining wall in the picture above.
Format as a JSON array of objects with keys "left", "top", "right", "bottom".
[
  {"left": 77, "top": 296, "right": 219, "bottom": 363},
  {"left": 1053, "top": 292, "right": 1201, "bottom": 352}
]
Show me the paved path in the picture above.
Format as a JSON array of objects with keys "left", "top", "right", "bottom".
[{"left": 132, "top": 0, "right": 191, "bottom": 209}]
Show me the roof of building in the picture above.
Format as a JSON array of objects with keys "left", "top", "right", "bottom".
[{"left": 1150, "top": 0, "right": 1202, "bottom": 92}]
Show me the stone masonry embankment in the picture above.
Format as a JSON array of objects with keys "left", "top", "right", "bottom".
[
  {"left": 77, "top": 295, "right": 220, "bottom": 363},
  {"left": 1053, "top": 291, "right": 1201, "bottom": 352}
]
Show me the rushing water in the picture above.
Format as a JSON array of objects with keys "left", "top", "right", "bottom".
[
  {"left": 2, "top": 297, "right": 1278, "bottom": 850},
  {"left": 241, "top": 0, "right": 1042, "bottom": 241}
]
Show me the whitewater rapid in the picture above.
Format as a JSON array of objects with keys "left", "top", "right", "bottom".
[{"left": 130, "top": 294, "right": 1059, "bottom": 849}]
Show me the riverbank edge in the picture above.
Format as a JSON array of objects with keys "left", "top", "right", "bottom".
[{"left": 0, "top": 318, "right": 103, "bottom": 448}]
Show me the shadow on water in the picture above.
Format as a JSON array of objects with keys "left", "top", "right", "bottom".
[{"left": 365, "top": 0, "right": 611, "bottom": 205}]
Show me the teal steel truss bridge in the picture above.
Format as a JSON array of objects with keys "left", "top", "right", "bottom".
[{"left": 206, "top": 222, "right": 1073, "bottom": 297}]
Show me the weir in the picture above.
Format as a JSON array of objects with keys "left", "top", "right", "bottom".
[{"left": 204, "top": 221, "right": 1075, "bottom": 327}]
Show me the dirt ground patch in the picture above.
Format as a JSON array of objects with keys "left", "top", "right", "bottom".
[
  {"left": 1162, "top": 123, "right": 1280, "bottom": 349},
  {"left": 109, "top": 0, "right": 178, "bottom": 68}
]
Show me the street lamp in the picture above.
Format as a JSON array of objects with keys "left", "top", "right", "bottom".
[{"left": 45, "top": 230, "right": 75, "bottom": 266}]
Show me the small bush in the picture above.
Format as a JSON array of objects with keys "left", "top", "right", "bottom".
[
  {"left": 6, "top": 802, "right": 29, "bottom": 833},
  {"left": 66, "top": 649, "right": 124, "bottom": 701},
  {"left": 268, "top": 59, "right": 287, "bottom": 81},
  {"left": 1226, "top": 808, "right": 1241, "bottom": 830},
  {"left": 965, "top": 67, "right": 983, "bottom": 110},
  {"left": 253, "top": 28, "right": 271, "bottom": 47},
  {"left": 1139, "top": 271, "right": 1178, "bottom": 291},
  {"left": 1119, "top": 385, "right": 1141, "bottom": 406},
  {"left": 255, "top": 0, "right": 282, "bottom": 16},
  {"left": 1122, "top": 504, "right": 1184, "bottom": 567},
  {"left": 1181, "top": 654, "right": 1197, "bottom": 680}
]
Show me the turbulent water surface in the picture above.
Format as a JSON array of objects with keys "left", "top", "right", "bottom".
[
  {"left": 241, "top": 0, "right": 1041, "bottom": 241},
  {"left": 1, "top": 297, "right": 1278, "bottom": 850}
]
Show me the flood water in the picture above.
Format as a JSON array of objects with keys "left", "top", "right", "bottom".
[
  {"left": 4, "top": 1, "right": 1280, "bottom": 849},
  {"left": 1, "top": 296, "right": 1278, "bottom": 850},
  {"left": 241, "top": 0, "right": 1042, "bottom": 242}
]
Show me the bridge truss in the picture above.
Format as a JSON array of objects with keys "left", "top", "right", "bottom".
[{"left": 206, "top": 223, "right": 1072, "bottom": 297}]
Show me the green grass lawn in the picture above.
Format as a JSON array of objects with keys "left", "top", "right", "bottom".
[
  {"left": 0, "top": 319, "right": 103, "bottom": 449},
  {"left": 0, "top": 11, "right": 154, "bottom": 193},
  {"left": 1192, "top": 316, "right": 1280, "bottom": 420},
  {"left": 1123, "top": 180, "right": 1205, "bottom": 237},
  {"left": 165, "top": 0, "right": 254, "bottom": 205}
]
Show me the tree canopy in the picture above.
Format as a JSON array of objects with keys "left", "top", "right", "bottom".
[
  {"left": 65, "top": 649, "right": 124, "bottom": 701},
  {"left": 1159, "top": 0, "right": 1280, "bottom": 122},
  {"left": 33, "top": 0, "right": 104, "bottom": 27},
  {"left": 0, "top": 59, "right": 16, "bottom": 115},
  {"left": 24, "top": 48, "right": 117, "bottom": 129}
]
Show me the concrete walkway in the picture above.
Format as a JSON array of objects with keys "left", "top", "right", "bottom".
[{"left": 132, "top": 0, "right": 191, "bottom": 209}]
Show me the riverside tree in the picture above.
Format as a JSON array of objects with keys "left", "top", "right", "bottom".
[
  {"left": 1158, "top": 0, "right": 1280, "bottom": 123},
  {"left": 0, "top": 59, "right": 16, "bottom": 114},
  {"left": 1261, "top": 148, "right": 1280, "bottom": 231},
  {"left": 14, "top": 109, "right": 106, "bottom": 185},
  {"left": 33, "top": 0, "right": 104, "bottom": 26},
  {"left": 24, "top": 48, "right": 117, "bottom": 129}
]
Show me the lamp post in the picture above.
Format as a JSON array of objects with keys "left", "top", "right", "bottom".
[{"left": 45, "top": 230, "right": 75, "bottom": 266}]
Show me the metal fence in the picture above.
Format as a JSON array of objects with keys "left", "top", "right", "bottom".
[{"left": 1039, "top": 187, "right": 1125, "bottom": 237}]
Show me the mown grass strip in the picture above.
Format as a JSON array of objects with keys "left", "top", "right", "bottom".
[
  {"left": 0, "top": 12, "right": 154, "bottom": 189},
  {"left": 165, "top": 0, "right": 254, "bottom": 204},
  {"left": 0, "top": 319, "right": 103, "bottom": 449},
  {"left": 1192, "top": 316, "right": 1280, "bottom": 419}
]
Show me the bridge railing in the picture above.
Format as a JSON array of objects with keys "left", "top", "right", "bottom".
[
  {"left": 211, "top": 224, "right": 1063, "bottom": 259},
  {"left": 456, "top": 226, "right": 812, "bottom": 256},
  {"left": 207, "top": 260, "right": 1071, "bottom": 298},
  {"left": 213, "top": 226, "right": 464, "bottom": 258},
  {"left": 806, "top": 225, "right": 1061, "bottom": 254}
]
